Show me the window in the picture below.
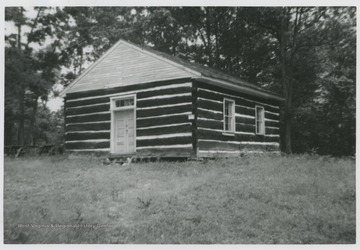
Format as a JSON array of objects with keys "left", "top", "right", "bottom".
[
  {"left": 111, "top": 95, "right": 135, "bottom": 110},
  {"left": 115, "top": 98, "right": 134, "bottom": 108},
  {"left": 223, "top": 98, "right": 235, "bottom": 133},
  {"left": 255, "top": 105, "right": 265, "bottom": 135}
]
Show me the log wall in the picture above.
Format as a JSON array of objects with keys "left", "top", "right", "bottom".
[
  {"left": 65, "top": 78, "right": 194, "bottom": 157},
  {"left": 194, "top": 81, "right": 281, "bottom": 157},
  {"left": 64, "top": 77, "right": 282, "bottom": 158}
]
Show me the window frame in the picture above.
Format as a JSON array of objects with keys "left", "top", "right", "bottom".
[
  {"left": 223, "top": 98, "right": 236, "bottom": 134},
  {"left": 110, "top": 94, "right": 136, "bottom": 111},
  {"left": 255, "top": 105, "right": 265, "bottom": 135}
]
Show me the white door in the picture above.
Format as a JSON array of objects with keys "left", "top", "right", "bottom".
[{"left": 113, "top": 109, "right": 135, "bottom": 154}]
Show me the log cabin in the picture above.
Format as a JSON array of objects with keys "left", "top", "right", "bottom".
[{"left": 60, "top": 39, "right": 284, "bottom": 159}]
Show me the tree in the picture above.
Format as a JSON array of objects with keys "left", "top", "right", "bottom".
[
  {"left": 61, "top": 6, "right": 146, "bottom": 76},
  {"left": 238, "top": 7, "right": 356, "bottom": 154},
  {"left": 292, "top": 7, "right": 356, "bottom": 155},
  {"left": 5, "top": 7, "right": 69, "bottom": 145}
]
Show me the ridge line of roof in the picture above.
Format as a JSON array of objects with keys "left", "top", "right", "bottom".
[
  {"left": 118, "top": 39, "right": 201, "bottom": 77},
  {"left": 61, "top": 38, "right": 283, "bottom": 101},
  {"left": 121, "top": 39, "right": 282, "bottom": 99}
]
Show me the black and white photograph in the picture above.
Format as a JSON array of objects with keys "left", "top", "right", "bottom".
[{"left": 2, "top": 0, "right": 357, "bottom": 246}]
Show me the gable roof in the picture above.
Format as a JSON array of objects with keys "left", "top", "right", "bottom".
[{"left": 60, "top": 39, "right": 283, "bottom": 101}]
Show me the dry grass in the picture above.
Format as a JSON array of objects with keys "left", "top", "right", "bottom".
[{"left": 4, "top": 154, "right": 355, "bottom": 244}]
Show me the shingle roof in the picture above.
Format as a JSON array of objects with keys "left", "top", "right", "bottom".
[
  {"left": 125, "top": 39, "right": 282, "bottom": 100},
  {"left": 60, "top": 39, "right": 283, "bottom": 101}
]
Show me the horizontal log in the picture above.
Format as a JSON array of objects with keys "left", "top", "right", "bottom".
[
  {"left": 236, "top": 106, "right": 255, "bottom": 117},
  {"left": 68, "top": 94, "right": 192, "bottom": 109},
  {"left": 67, "top": 77, "right": 192, "bottom": 99},
  {"left": 66, "top": 104, "right": 110, "bottom": 116},
  {"left": 196, "top": 123, "right": 260, "bottom": 134},
  {"left": 137, "top": 124, "right": 192, "bottom": 137},
  {"left": 197, "top": 98, "right": 257, "bottom": 118},
  {"left": 265, "top": 120, "right": 280, "bottom": 128},
  {"left": 197, "top": 109, "right": 223, "bottom": 121},
  {"left": 197, "top": 151, "right": 241, "bottom": 158},
  {"left": 197, "top": 89, "right": 232, "bottom": 103},
  {"left": 137, "top": 114, "right": 190, "bottom": 128},
  {"left": 197, "top": 150, "right": 280, "bottom": 158},
  {"left": 196, "top": 81, "right": 281, "bottom": 107},
  {"left": 197, "top": 87, "right": 280, "bottom": 113},
  {"left": 136, "top": 148, "right": 193, "bottom": 158},
  {"left": 137, "top": 104, "right": 192, "bottom": 118},
  {"left": 197, "top": 118, "right": 257, "bottom": 133},
  {"left": 137, "top": 95, "right": 192, "bottom": 108},
  {"left": 198, "top": 140, "right": 280, "bottom": 152},
  {"left": 236, "top": 123, "right": 256, "bottom": 133},
  {"left": 66, "top": 113, "right": 110, "bottom": 124},
  {"left": 67, "top": 86, "right": 191, "bottom": 109},
  {"left": 265, "top": 112, "right": 280, "bottom": 120},
  {"left": 66, "top": 132, "right": 110, "bottom": 141},
  {"left": 241, "top": 133, "right": 280, "bottom": 143},
  {"left": 235, "top": 116, "right": 255, "bottom": 125},
  {"left": 137, "top": 86, "right": 191, "bottom": 99},
  {"left": 197, "top": 129, "right": 279, "bottom": 143},
  {"left": 66, "top": 122, "right": 111, "bottom": 132},
  {"left": 65, "top": 141, "right": 110, "bottom": 150},
  {"left": 67, "top": 96, "right": 110, "bottom": 108},
  {"left": 197, "top": 98, "right": 223, "bottom": 112},
  {"left": 197, "top": 119, "right": 223, "bottom": 130},
  {"left": 136, "top": 136, "right": 192, "bottom": 147},
  {"left": 266, "top": 127, "right": 280, "bottom": 134}
]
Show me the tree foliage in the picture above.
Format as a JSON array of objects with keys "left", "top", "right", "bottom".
[{"left": 5, "top": 7, "right": 68, "bottom": 145}]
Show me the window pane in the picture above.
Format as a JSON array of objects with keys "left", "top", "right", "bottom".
[
  {"left": 124, "top": 99, "right": 134, "bottom": 106},
  {"left": 224, "top": 100, "right": 234, "bottom": 132},
  {"left": 256, "top": 107, "right": 265, "bottom": 134},
  {"left": 115, "top": 98, "right": 134, "bottom": 107},
  {"left": 256, "top": 107, "right": 261, "bottom": 120}
]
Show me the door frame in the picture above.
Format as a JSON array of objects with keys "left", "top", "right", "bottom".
[{"left": 110, "top": 94, "right": 137, "bottom": 154}]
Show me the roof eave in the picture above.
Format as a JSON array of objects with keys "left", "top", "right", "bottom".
[{"left": 195, "top": 76, "right": 284, "bottom": 102}]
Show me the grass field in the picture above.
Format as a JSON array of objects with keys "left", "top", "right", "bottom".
[{"left": 4, "top": 154, "right": 356, "bottom": 244}]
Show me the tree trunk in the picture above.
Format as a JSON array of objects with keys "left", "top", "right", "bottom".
[
  {"left": 16, "top": 16, "right": 25, "bottom": 146},
  {"left": 27, "top": 96, "right": 39, "bottom": 146},
  {"left": 79, "top": 47, "right": 83, "bottom": 75},
  {"left": 5, "top": 119, "right": 13, "bottom": 145},
  {"left": 17, "top": 88, "right": 25, "bottom": 146},
  {"left": 283, "top": 101, "right": 292, "bottom": 154},
  {"left": 280, "top": 8, "right": 293, "bottom": 154},
  {"left": 204, "top": 8, "right": 213, "bottom": 67}
]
